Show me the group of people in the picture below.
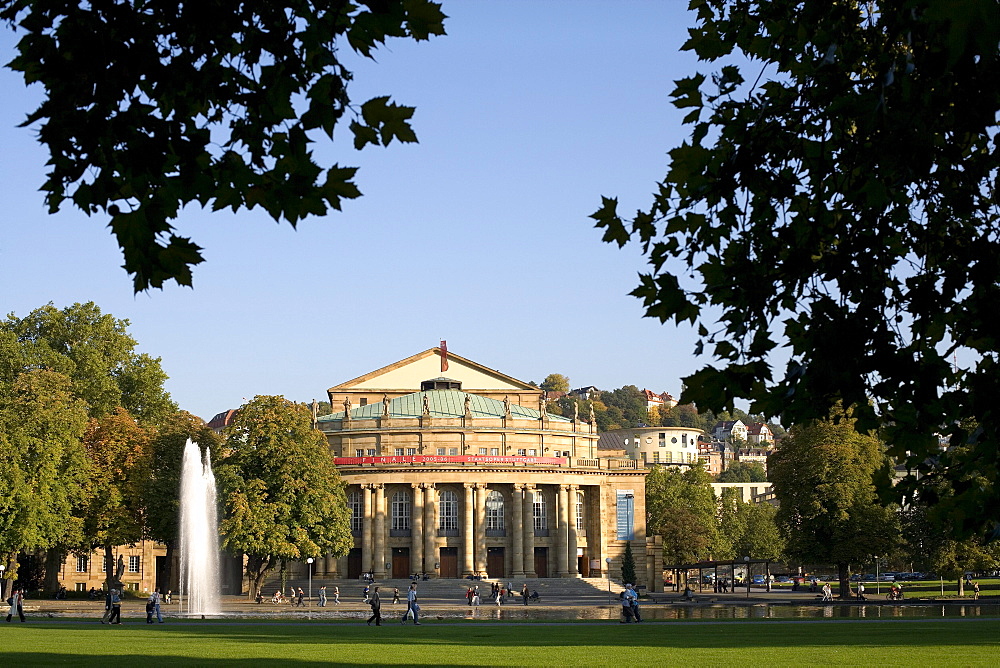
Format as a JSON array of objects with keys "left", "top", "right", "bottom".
[
  {"left": 465, "top": 581, "right": 514, "bottom": 606},
  {"left": 619, "top": 583, "right": 642, "bottom": 623},
  {"left": 365, "top": 583, "right": 420, "bottom": 626}
]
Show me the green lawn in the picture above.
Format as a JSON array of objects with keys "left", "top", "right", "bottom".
[{"left": 1, "top": 619, "right": 998, "bottom": 666}]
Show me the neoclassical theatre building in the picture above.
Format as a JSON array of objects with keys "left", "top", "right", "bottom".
[{"left": 312, "top": 347, "right": 662, "bottom": 589}]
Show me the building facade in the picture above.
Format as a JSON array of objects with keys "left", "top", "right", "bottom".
[
  {"left": 599, "top": 425, "right": 705, "bottom": 467},
  {"left": 311, "top": 348, "right": 661, "bottom": 589}
]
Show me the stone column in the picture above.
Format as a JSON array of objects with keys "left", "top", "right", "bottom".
[
  {"left": 411, "top": 483, "right": 424, "bottom": 576},
  {"left": 362, "top": 484, "right": 373, "bottom": 574},
  {"left": 567, "top": 485, "right": 579, "bottom": 577},
  {"left": 522, "top": 484, "right": 536, "bottom": 577},
  {"left": 511, "top": 484, "right": 525, "bottom": 578},
  {"left": 462, "top": 483, "right": 475, "bottom": 577},
  {"left": 424, "top": 484, "right": 437, "bottom": 575},
  {"left": 556, "top": 484, "right": 569, "bottom": 577},
  {"left": 475, "top": 484, "right": 488, "bottom": 575},
  {"left": 373, "top": 483, "right": 387, "bottom": 579}
]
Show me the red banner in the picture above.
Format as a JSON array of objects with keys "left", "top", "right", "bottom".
[{"left": 335, "top": 454, "right": 567, "bottom": 466}]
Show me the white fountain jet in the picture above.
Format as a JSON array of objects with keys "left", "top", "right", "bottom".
[{"left": 179, "top": 439, "right": 221, "bottom": 614}]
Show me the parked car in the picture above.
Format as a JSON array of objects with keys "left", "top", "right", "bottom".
[
  {"left": 878, "top": 573, "right": 895, "bottom": 582},
  {"left": 775, "top": 576, "right": 791, "bottom": 583}
]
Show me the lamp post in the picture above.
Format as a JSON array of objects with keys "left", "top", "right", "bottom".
[
  {"left": 875, "top": 556, "right": 880, "bottom": 597},
  {"left": 306, "top": 558, "right": 314, "bottom": 619},
  {"left": 606, "top": 557, "right": 612, "bottom": 606},
  {"left": 0, "top": 563, "right": 5, "bottom": 602},
  {"left": 744, "top": 556, "right": 750, "bottom": 599}
]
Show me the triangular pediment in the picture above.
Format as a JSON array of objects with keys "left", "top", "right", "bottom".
[{"left": 329, "top": 348, "right": 535, "bottom": 393}]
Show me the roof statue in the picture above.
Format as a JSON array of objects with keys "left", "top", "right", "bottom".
[
  {"left": 464, "top": 393, "right": 472, "bottom": 417},
  {"left": 343, "top": 397, "right": 352, "bottom": 419},
  {"left": 503, "top": 395, "right": 511, "bottom": 418},
  {"left": 422, "top": 394, "right": 430, "bottom": 416},
  {"left": 573, "top": 401, "right": 579, "bottom": 422},
  {"left": 383, "top": 393, "right": 390, "bottom": 418}
]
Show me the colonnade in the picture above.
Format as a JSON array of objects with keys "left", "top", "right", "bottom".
[{"left": 348, "top": 481, "right": 588, "bottom": 579}]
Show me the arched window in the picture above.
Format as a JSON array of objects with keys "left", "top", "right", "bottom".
[
  {"left": 439, "top": 489, "right": 458, "bottom": 532},
  {"left": 575, "top": 491, "right": 585, "bottom": 531},
  {"left": 485, "top": 490, "right": 504, "bottom": 532},
  {"left": 391, "top": 490, "right": 411, "bottom": 531},
  {"left": 348, "top": 490, "right": 363, "bottom": 533},
  {"left": 532, "top": 490, "right": 547, "bottom": 532}
]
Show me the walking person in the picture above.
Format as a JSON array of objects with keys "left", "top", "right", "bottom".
[
  {"left": 149, "top": 588, "right": 164, "bottom": 623},
  {"left": 296, "top": 587, "right": 305, "bottom": 607},
  {"left": 626, "top": 584, "right": 642, "bottom": 623},
  {"left": 401, "top": 583, "right": 420, "bottom": 624},
  {"left": 392, "top": 587, "right": 400, "bottom": 605},
  {"left": 108, "top": 589, "right": 123, "bottom": 624},
  {"left": 367, "top": 586, "right": 382, "bottom": 626},
  {"left": 522, "top": 584, "right": 529, "bottom": 606},
  {"left": 857, "top": 582, "right": 866, "bottom": 602},
  {"left": 101, "top": 588, "right": 113, "bottom": 624},
  {"left": 318, "top": 586, "right": 327, "bottom": 607},
  {"left": 334, "top": 586, "right": 340, "bottom": 604},
  {"left": 973, "top": 582, "right": 980, "bottom": 600},
  {"left": 467, "top": 586, "right": 474, "bottom": 605},
  {"left": 508, "top": 581, "right": 514, "bottom": 600},
  {"left": 472, "top": 585, "right": 480, "bottom": 606},
  {"left": 6, "top": 587, "right": 25, "bottom": 623},
  {"left": 619, "top": 590, "right": 635, "bottom": 623}
]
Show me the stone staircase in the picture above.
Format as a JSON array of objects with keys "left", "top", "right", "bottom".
[{"left": 258, "top": 575, "right": 624, "bottom": 603}]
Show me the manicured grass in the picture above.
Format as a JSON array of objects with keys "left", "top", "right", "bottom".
[{"left": 1, "top": 619, "right": 998, "bottom": 666}]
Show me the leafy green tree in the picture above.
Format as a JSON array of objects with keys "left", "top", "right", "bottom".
[
  {"left": 217, "top": 395, "right": 352, "bottom": 598},
  {"left": 768, "top": 407, "right": 900, "bottom": 598},
  {"left": 600, "top": 386, "right": 649, "bottom": 428},
  {"left": 0, "top": 369, "right": 90, "bottom": 592},
  {"left": 1, "top": 1, "right": 447, "bottom": 291},
  {"left": 143, "top": 411, "right": 223, "bottom": 589},
  {"left": 2, "top": 302, "right": 176, "bottom": 423},
  {"left": 737, "top": 501, "right": 784, "bottom": 562},
  {"left": 591, "top": 0, "right": 1000, "bottom": 538},
  {"left": 717, "top": 461, "right": 767, "bottom": 483},
  {"left": 82, "top": 408, "right": 153, "bottom": 589},
  {"left": 647, "top": 463, "right": 719, "bottom": 565},
  {"left": 540, "top": 374, "right": 570, "bottom": 394},
  {"left": 620, "top": 541, "right": 636, "bottom": 586}
]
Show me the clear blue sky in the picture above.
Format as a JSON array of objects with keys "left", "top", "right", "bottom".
[{"left": 1, "top": 2, "right": 713, "bottom": 420}]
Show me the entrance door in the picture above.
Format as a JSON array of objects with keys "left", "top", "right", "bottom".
[
  {"left": 347, "top": 548, "right": 362, "bottom": 579},
  {"left": 534, "top": 547, "right": 548, "bottom": 578},
  {"left": 439, "top": 547, "right": 459, "bottom": 578},
  {"left": 392, "top": 548, "right": 410, "bottom": 578},
  {"left": 487, "top": 547, "right": 505, "bottom": 578},
  {"left": 578, "top": 551, "right": 590, "bottom": 577}
]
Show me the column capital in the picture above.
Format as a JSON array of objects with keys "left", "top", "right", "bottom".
[
  {"left": 512, "top": 483, "right": 523, "bottom": 491},
  {"left": 463, "top": 482, "right": 475, "bottom": 489}
]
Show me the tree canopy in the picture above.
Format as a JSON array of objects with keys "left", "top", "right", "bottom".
[
  {"left": 592, "top": 0, "right": 1000, "bottom": 537},
  {"left": 1, "top": 0, "right": 446, "bottom": 290},
  {"left": 216, "top": 395, "right": 352, "bottom": 597},
  {"left": 646, "top": 463, "right": 718, "bottom": 564},
  {"left": 540, "top": 373, "right": 570, "bottom": 394},
  {"left": 1, "top": 302, "right": 176, "bottom": 423},
  {"left": 768, "top": 408, "right": 900, "bottom": 596}
]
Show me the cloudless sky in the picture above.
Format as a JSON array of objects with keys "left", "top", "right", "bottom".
[{"left": 0, "top": 2, "right": 719, "bottom": 420}]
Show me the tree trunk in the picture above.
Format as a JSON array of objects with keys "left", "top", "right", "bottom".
[
  {"left": 43, "top": 549, "right": 65, "bottom": 593},
  {"left": 244, "top": 554, "right": 275, "bottom": 599},
  {"left": 958, "top": 579, "right": 965, "bottom": 596},
  {"left": 104, "top": 545, "right": 115, "bottom": 591},
  {"left": 162, "top": 542, "right": 175, "bottom": 593},
  {"left": 837, "top": 562, "right": 852, "bottom": 599}
]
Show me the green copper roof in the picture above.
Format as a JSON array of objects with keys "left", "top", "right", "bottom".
[{"left": 317, "top": 389, "right": 570, "bottom": 423}]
